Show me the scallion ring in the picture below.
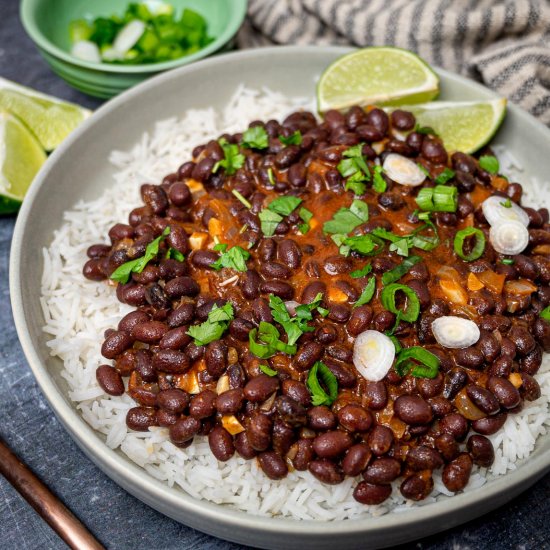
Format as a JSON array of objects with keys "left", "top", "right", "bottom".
[
  {"left": 380, "top": 283, "right": 420, "bottom": 322},
  {"left": 454, "top": 227, "right": 486, "bottom": 261},
  {"left": 415, "top": 185, "right": 457, "bottom": 212},
  {"left": 395, "top": 346, "right": 440, "bottom": 379}
]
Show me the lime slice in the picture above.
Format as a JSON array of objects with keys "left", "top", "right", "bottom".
[
  {"left": 317, "top": 47, "right": 439, "bottom": 112},
  {"left": 0, "top": 77, "right": 91, "bottom": 151},
  {"left": 400, "top": 98, "right": 507, "bottom": 154},
  {"left": 0, "top": 111, "right": 46, "bottom": 214}
]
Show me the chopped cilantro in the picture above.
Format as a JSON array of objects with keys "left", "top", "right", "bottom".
[
  {"left": 372, "top": 165, "right": 387, "bottom": 193},
  {"left": 381, "top": 255, "right": 422, "bottom": 285},
  {"left": 279, "top": 130, "right": 302, "bottom": 146},
  {"left": 434, "top": 167, "right": 455, "bottom": 185},
  {"left": 259, "top": 196, "right": 303, "bottom": 236},
  {"left": 110, "top": 227, "right": 170, "bottom": 284},
  {"left": 307, "top": 361, "right": 338, "bottom": 406},
  {"left": 166, "top": 247, "right": 184, "bottom": 262},
  {"left": 241, "top": 126, "right": 268, "bottom": 150},
  {"left": 259, "top": 364, "right": 278, "bottom": 377},
  {"left": 298, "top": 207, "right": 313, "bottom": 234},
  {"left": 323, "top": 199, "right": 369, "bottom": 235},
  {"left": 232, "top": 189, "right": 252, "bottom": 208},
  {"left": 353, "top": 276, "right": 376, "bottom": 308},
  {"left": 213, "top": 138, "right": 245, "bottom": 175},
  {"left": 249, "top": 321, "right": 297, "bottom": 358},
  {"left": 187, "top": 303, "right": 234, "bottom": 346},
  {"left": 350, "top": 264, "right": 373, "bottom": 278},
  {"left": 210, "top": 244, "right": 250, "bottom": 272}
]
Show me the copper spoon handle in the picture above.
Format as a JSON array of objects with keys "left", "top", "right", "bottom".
[{"left": 0, "top": 436, "right": 105, "bottom": 550}]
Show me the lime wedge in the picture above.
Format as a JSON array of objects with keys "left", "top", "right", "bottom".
[
  {"left": 399, "top": 99, "right": 507, "bottom": 154},
  {"left": 317, "top": 47, "right": 439, "bottom": 112},
  {"left": 0, "top": 111, "right": 46, "bottom": 214},
  {"left": 0, "top": 77, "right": 91, "bottom": 151}
]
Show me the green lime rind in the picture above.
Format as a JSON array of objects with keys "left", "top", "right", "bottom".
[
  {"left": 317, "top": 47, "right": 440, "bottom": 112},
  {"left": 0, "top": 77, "right": 91, "bottom": 151},
  {"left": 396, "top": 98, "right": 507, "bottom": 154}
]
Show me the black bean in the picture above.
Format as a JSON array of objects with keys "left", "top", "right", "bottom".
[
  {"left": 189, "top": 390, "right": 217, "bottom": 419},
  {"left": 101, "top": 331, "right": 133, "bottom": 359},
  {"left": 394, "top": 395, "right": 433, "bottom": 425},
  {"left": 487, "top": 376, "right": 521, "bottom": 409},
  {"left": 276, "top": 396, "right": 307, "bottom": 426},
  {"left": 308, "top": 459, "right": 344, "bottom": 485},
  {"left": 239, "top": 269, "right": 261, "bottom": 299},
  {"left": 366, "top": 425, "right": 393, "bottom": 456},
  {"left": 391, "top": 109, "right": 415, "bottom": 130},
  {"left": 277, "top": 239, "right": 302, "bottom": 269},
  {"left": 246, "top": 411, "right": 273, "bottom": 451},
  {"left": 440, "top": 413, "right": 469, "bottom": 440},
  {"left": 466, "top": 384, "right": 500, "bottom": 415},
  {"left": 406, "top": 446, "right": 444, "bottom": 471},
  {"left": 252, "top": 298, "right": 273, "bottom": 323},
  {"left": 159, "top": 258, "right": 188, "bottom": 280},
  {"left": 435, "top": 433, "right": 460, "bottom": 462},
  {"left": 164, "top": 276, "right": 200, "bottom": 299},
  {"left": 442, "top": 453, "right": 473, "bottom": 492},
  {"left": 234, "top": 431, "right": 258, "bottom": 459},
  {"left": 208, "top": 426, "right": 235, "bottom": 461},
  {"left": 520, "top": 345, "right": 543, "bottom": 374},
  {"left": 167, "top": 303, "right": 195, "bottom": 328},
  {"left": 467, "top": 435, "right": 495, "bottom": 467},
  {"left": 323, "top": 255, "right": 352, "bottom": 275},
  {"left": 282, "top": 379, "right": 311, "bottom": 407},
  {"left": 205, "top": 341, "right": 228, "bottom": 378},
  {"left": 337, "top": 404, "right": 373, "bottom": 433},
  {"left": 191, "top": 250, "right": 218, "bottom": 269},
  {"left": 347, "top": 306, "right": 373, "bottom": 336},
  {"left": 307, "top": 406, "right": 336, "bottom": 431},
  {"left": 131, "top": 321, "right": 168, "bottom": 343},
  {"left": 272, "top": 419, "right": 295, "bottom": 456},
  {"left": 83, "top": 259, "right": 106, "bottom": 281},
  {"left": 520, "top": 373, "right": 541, "bottom": 401},
  {"left": 159, "top": 326, "right": 191, "bottom": 350},
  {"left": 126, "top": 407, "right": 157, "bottom": 431},
  {"left": 415, "top": 373, "right": 444, "bottom": 399},
  {"left": 229, "top": 318, "right": 255, "bottom": 341},
  {"left": 428, "top": 396, "right": 453, "bottom": 417},
  {"left": 292, "top": 439, "right": 315, "bottom": 471},
  {"left": 243, "top": 374, "right": 279, "bottom": 402},
  {"left": 169, "top": 416, "right": 201, "bottom": 444},
  {"left": 365, "top": 108, "right": 389, "bottom": 135},
  {"left": 258, "top": 451, "right": 288, "bottom": 480},
  {"left": 471, "top": 412, "right": 507, "bottom": 435},
  {"left": 118, "top": 311, "right": 149, "bottom": 333},
  {"left": 153, "top": 349, "right": 190, "bottom": 374},
  {"left": 421, "top": 138, "right": 448, "bottom": 164},
  {"left": 117, "top": 282, "right": 147, "bottom": 307},
  {"left": 315, "top": 324, "right": 338, "bottom": 344},
  {"left": 301, "top": 281, "right": 327, "bottom": 304},
  {"left": 378, "top": 192, "right": 404, "bottom": 210},
  {"left": 135, "top": 349, "right": 155, "bottom": 382},
  {"left": 141, "top": 184, "right": 169, "bottom": 215},
  {"left": 372, "top": 311, "right": 396, "bottom": 332},
  {"left": 260, "top": 280, "right": 294, "bottom": 299},
  {"left": 363, "top": 457, "right": 401, "bottom": 484},
  {"left": 157, "top": 388, "right": 189, "bottom": 414},
  {"left": 216, "top": 388, "right": 244, "bottom": 415},
  {"left": 261, "top": 261, "right": 291, "bottom": 279},
  {"left": 353, "top": 481, "right": 392, "bottom": 505},
  {"left": 96, "top": 365, "right": 125, "bottom": 396},
  {"left": 324, "top": 360, "right": 357, "bottom": 388}
]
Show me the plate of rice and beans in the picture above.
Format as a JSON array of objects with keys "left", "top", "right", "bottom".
[{"left": 10, "top": 46, "right": 550, "bottom": 549}]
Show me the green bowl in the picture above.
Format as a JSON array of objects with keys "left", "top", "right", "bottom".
[{"left": 20, "top": 0, "right": 247, "bottom": 98}]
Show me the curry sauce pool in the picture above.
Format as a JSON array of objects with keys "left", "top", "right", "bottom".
[{"left": 42, "top": 87, "right": 550, "bottom": 519}]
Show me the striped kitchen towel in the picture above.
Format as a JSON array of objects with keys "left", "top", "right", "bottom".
[{"left": 238, "top": 0, "right": 550, "bottom": 125}]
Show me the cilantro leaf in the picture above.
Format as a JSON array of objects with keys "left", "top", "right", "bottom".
[
  {"left": 350, "top": 264, "right": 372, "bottom": 278},
  {"left": 353, "top": 276, "right": 376, "bottom": 308},
  {"left": 279, "top": 130, "right": 302, "bottom": 146},
  {"left": 167, "top": 247, "right": 185, "bottom": 262},
  {"left": 242, "top": 126, "right": 268, "bottom": 150},
  {"left": 110, "top": 227, "right": 170, "bottom": 284},
  {"left": 268, "top": 196, "right": 302, "bottom": 216},
  {"left": 338, "top": 144, "right": 371, "bottom": 194},
  {"left": 210, "top": 245, "right": 250, "bottom": 272},
  {"left": 434, "top": 167, "right": 455, "bottom": 185},
  {"left": 249, "top": 321, "right": 297, "bottom": 358},
  {"left": 298, "top": 207, "right": 313, "bottom": 234},
  {"left": 389, "top": 238, "right": 410, "bottom": 257},
  {"left": 187, "top": 303, "right": 234, "bottom": 346},
  {"left": 479, "top": 155, "right": 499, "bottom": 174},
  {"left": 372, "top": 165, "right": 387, "bottom": 193},
  {"left": 416, "top": 163, "right": 430, "bottom": 177},
  {"left": 213, "top": 138, "right": 244, "bottom": 175},
  {"left": 259, "top": 209, "right": 283, "bottom": 237},
  {"left": 323, "top": 200, "right": 369, "bottom": 235},
  {"left": 345, "top": 175, "right": 367, "bottom": 196}
]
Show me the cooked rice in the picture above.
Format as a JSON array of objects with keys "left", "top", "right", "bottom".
[{"left": 41, "top": 87, "right": 550, "bottom": 520}]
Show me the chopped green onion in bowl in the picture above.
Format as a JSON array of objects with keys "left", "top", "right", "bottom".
[{"left": 69, "top": 2, "right": 213, "bottom": 65}]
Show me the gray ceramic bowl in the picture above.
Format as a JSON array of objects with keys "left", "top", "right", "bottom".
[{"left": 10, "top": 46, "right": 550, "bottom": 549}]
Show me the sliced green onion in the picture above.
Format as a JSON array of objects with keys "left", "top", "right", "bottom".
[
  {"left": 380, "top": 283, "right": 420, "bottom": 322},
  {"left": 259, "top": 364, "right": 278, "bottom": 377},
  {"left": 434, "top": 168, "right": 455, "bottom": 185},
  {"left": 454, "top": 227, "right": 486, "bottom": 261},
  {"left": 415, "top": 185, "right": 457, "bottom": 212},
  {"left": 395, "top": 346, "right": 440, "bottom": 378},
  {"left": 381, "top": 255, "right": 422, "bottom": 285},
  {"left": 306, "top": 361, "right": 338, "bottom": 406},
  {"left": 501, "top": 258, "right": 514, "bottom": 265},
  {"left": 540, "top": 306, "right": 550, "bottom": 322},
  {"left": 232, "top": 189, "right": 251, "bottom": 209},
  {"left": 350, "top": 264, "right": 372, "bottom": 278}
]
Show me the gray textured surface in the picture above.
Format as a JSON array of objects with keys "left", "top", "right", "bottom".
[{"left": 1, "top": 1, "right": 549, "bottom": 549}]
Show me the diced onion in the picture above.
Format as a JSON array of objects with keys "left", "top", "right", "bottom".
[
  {"left": 431, "top": 316, "right": 480, "bottom": 349},
  {"left": 113, "top": 20, "right": 146, "bottom": 54},
  {"left": 481, "top": 196, "right": 529, "bottom": 227},
  {"left": 382, "top": 153, "right": 426, "bottom": 186},
  {"left": 71, "top": 40, "right": 101, "bottom": 63},
  {"left": 489, "top": 220, "right": 529, "bottom": 255},
  {"left": 353, "top": 330, "right": 395, "bottom": 382}
]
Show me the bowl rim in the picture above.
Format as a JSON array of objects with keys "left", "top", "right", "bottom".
[
  {"left": 19, "top": 0, "right": 248, "bottom": 73},
  {"left": 10, "top": 45, "right": 550, "bottom": 546}
]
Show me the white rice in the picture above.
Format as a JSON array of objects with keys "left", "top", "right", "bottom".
[{"left": 41, "top": 87, "right": 550, "bottom": 520}]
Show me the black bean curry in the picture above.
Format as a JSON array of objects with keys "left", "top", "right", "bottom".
[{"left": 84, "top": 105, "right": 550, "bottom": 505}]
